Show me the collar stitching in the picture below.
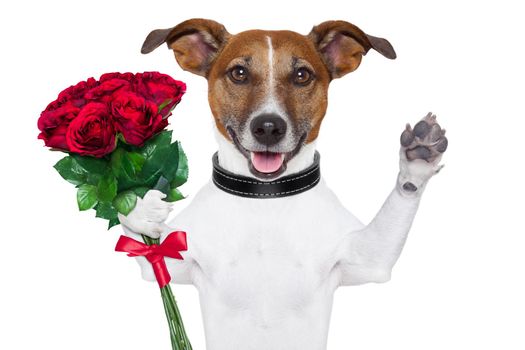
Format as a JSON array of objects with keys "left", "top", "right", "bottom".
[
  {"left": 213, "top": 164, "right": 320, "bottom": 185},
  {"left": 212, "top": 175, "right": 320, "bottom": 197}
]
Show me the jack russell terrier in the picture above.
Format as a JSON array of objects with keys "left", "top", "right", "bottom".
[{"left": 118, "top": 18, "right": 448, "bottom": 350}]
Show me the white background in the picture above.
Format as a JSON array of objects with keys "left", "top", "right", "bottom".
[{"left": 1, "top": 0, "right": 524, "bottom": 349}]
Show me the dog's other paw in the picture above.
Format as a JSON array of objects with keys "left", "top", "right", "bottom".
[
  {"left": 398, "top": 112, "right": 448, "bottom": 194},
  {"left": 401, "top": 112, "right": 448, "bottom": 162},
  {"left": 117, "top": 190, "right": 173, "bottom": 238}
]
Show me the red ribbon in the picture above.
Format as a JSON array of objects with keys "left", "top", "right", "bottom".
[{"left": 115, "top": 231, "right": 187, "bottom": 288}]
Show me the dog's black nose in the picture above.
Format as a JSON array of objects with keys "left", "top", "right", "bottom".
[{"left": 250, "top": 114, "right": 287, "bottom": 146}]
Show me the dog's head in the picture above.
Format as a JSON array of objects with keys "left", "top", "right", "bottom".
[{"left": 142, "top": 19, "right": 396, "bottom": 178}]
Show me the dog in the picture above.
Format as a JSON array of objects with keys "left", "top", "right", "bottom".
[{"left": 118, "top": 18, "right": 448, "bottom": 350}]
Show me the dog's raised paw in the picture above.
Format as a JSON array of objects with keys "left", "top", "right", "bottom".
[
  {"left": 397, "top": 113, "right": 448, "bottom": 194},
  {"left": 400, "top": 112, "right": 448, "bottom": 163}
]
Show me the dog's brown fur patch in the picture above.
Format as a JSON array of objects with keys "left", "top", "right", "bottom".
[{"left": 208, "top": 30, "right": 331, "bottom": 142}]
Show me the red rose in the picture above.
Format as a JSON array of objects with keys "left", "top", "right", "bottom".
[
  {"left": 38, "top": 103, "right": 80, "bottom": 150},
  {"left": 66, "top": 102, "right": 116, "bottom": 157},
  {"left": 134, "top": 72, "right": 186, "bottom": 118},
  {"left": 99, "top": 72, "right": 135, "bottom": 83},
  {"left": 85, "top": 78, "right": 130, "bottom": 102},
  {"left": 111, "top": 91, "right": 167, "bottom": 146},
  {"left": 38, "top": 78, "right": 99, "bottom": 151},
  {"left": 57, "top": 77, "right": 99, "bottom": 108},
  {"left": 38, "top": 72, "right": 186, "bottom": 154}
]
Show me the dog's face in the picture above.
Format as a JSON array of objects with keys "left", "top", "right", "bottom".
[
  {"left": 142, "top": 19, "right": 395, "bottom": 178},
  {"left": 207, "top": 30, "right": 331, "bottom": 177}
]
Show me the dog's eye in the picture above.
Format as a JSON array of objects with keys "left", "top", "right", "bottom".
[
  {"left": 229, "top": 66, "right": 249, "bottom": 84},
  {"left": 293, "top": 67, "right": 313, "bottom": 86}
]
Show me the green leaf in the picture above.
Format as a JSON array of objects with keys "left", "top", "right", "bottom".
[
  {"left": 127, "top": 152, "right": 145, "bottom": 172},
  {"left": 141, "top": 142, "right": 180, "bottom": 184},
  {"left": 97, "top": 173, "right": 118, "bottom": 202},
  {"left": 110, "top": 151, "right": 141, "bottom": 192},
  {"left": 77, "top": 184, "right": 98, "bottom": 211},
  {"left": 137, "top": 132, "right": 175, "bottom": 186},
  {"left": 116, "top": 176, "right": 142, "bottom": 193},
  {"left": 71, "top": 154, "right": 108, "bottom": 175},
  {"left": 132, "top": 187, "right": 150, "bottom": 198},
  {"left": 121, "top": 153, "right": 140, "bottom": 179},
  {"left": 110, "top": 148, "right": 125, "bottom": 178},
  {"left": 95, "top": 201, "right": 118, "bottom": 220},
  {"left": 139, "top": 131, "right": 172, "bottom": 159},
  {"left": 166, "top": 188, "right": 184, "bottom": 202},
  {"left": 142, "top": 170, "right": 162, "bottom": 188},
  {"left": 162, "top": 142, "right": 181, "bottom": 181},
  {"left": 158, "top": 98, "right": 173, "bottom": 113},
  {"left": 113, "top": 191, "right": 137, "bottom": 215},
  {"left": 108, "top": 217, "right": 120, "bottom": 229},
  {"left": 141, "top": 146, "right": 169, "bottom": 185},
  {"left": 111, "top": 147, "right": 147, "bottom": 192},
  {"left": 54, "top": 156, "right": 87, "bottom": 185},
  {"left": 171, "top": 142, "right": 189, "bottom": 188},
  {"left": 86, "top": 172, "right": 103, "bottom": 186}
]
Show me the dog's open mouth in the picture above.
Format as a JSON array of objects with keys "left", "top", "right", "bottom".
[
  {"left": 227, "top": 127, "right": 305, "bottom": 179},
  {"left": 250, "top": 152, "right": 285, "bottom": 174}
]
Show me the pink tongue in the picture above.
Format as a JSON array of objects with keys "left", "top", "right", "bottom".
[{"left": 251, "top": 152, "right": 284, "bottom": 173}]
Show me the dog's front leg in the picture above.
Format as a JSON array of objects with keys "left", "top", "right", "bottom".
[
  {"left": 118, "top": 190, "right": 195, "bottom": 285},
  {"left": 335, "top": 113, "right": 448, "bottom": 286}
]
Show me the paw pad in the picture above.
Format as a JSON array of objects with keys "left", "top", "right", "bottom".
[
  {"left": 402, "top": 182, "right": 418, "bottom": 192},
  {"left": 400, "top": 112, "right": 448, "bottom": 162}
]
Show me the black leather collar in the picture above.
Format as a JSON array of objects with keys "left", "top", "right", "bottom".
[{"left": 212, "top": 151, "right": 321, "bottom": 198}]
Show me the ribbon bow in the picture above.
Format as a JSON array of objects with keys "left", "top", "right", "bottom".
[{"left": 115, "top": 231, "right": 187, "bottom": 288}]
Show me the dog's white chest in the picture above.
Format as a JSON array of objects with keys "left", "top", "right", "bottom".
[
  {"left": 169, "top": 180, "right": 364, "bottom": 349},
  {"left": 204, "top": 215, "right": 327, "bottom": 313}
]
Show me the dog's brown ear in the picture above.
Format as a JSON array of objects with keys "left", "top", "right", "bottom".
[
  {"left": 308, "top": 20, "right": 396, "bottom": 79},
  {"left": 141, "top": 18, "right": 231, "bottom": 77}
]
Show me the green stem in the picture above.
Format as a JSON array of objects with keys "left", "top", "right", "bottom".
[
  {"left": 142, "top": 234, "right": 193, "bottom": 350},
  {"left": 167, "top": 285, "right": 193, "bottom": 347},
  {"left": 160, "top": 288, "right": 181, "bottom": 350},
  {"left": 163, "top": 285, "right": 193, "bottom": 348}
]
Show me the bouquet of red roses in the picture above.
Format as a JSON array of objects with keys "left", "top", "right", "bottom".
[{"left": 38, "top": 72, "right": 193, "bottom": 350}]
